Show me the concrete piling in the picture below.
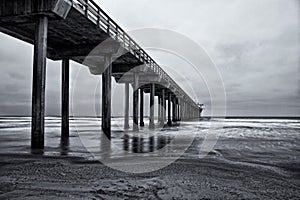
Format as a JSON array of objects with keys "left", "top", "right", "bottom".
[
  {"left": 167, "top": 93, "right": 172, "bottom": 126},
  {"left": 61, "top": 58, "right": 69, "bottom": 140},
  {"left": 140, "top": 88, "right": 144, "bottom": 127},
  {"left": 102, "top": 55, "right": 112, "bottom": 140},
  {"left": 133, "top": 72, "right": 139, "bottom": 131},
  {"left": 124, "top": 83, "right": 130, "bottom": 129},
  {"left": 31, "top": 16, "right": 48, "bottom": 149},
  {"left": 149, "top": 83, "right": 155, "bottom": 129}
]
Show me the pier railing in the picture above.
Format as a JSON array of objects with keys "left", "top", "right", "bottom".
[{"left": 72, "top": 0, "right": 198, "bottom": 107}]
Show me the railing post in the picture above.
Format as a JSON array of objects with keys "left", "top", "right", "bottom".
[
  {"left": 97, "top": 10, "right": 100, "bottom": 27},
  {"left": 84, "top": 0, "right": 88, "bottom": 17},
  {"left": 106, "top": 19, "right": 110, "bottom": 33}
]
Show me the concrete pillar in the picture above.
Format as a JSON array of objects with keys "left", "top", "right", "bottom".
[
  {"left": 176, "top": 99, "right": 181, "bottom": 121},
  {"left": 175, "top": 101, "right": 178, "bottom": 121},
  {"left": 133, "top": 73, "right": 139, "bottom": 131},
  {"left": 158, "top": 95, "right": 161, "bottom": 123},
  {"left": 102, "top": 55, "right": 112, "bottom": 140},
  {"left": 124, "top": 83, "right": 130, "bottom": 129},
  {"left": 31, "top": 16, "right": 48, "bottom": 149},
  {"left": 172, "top": 98, "right": 176, "bottom": 122},
  {"left": 179, "top": 100, "right": 182, "bottom": 121},
  {"left": 184, "top": 102, "right": 187, "bottom": 120},
  {"left": 149, "top": 83, "right": 155, "bottom": 129},
  {"left": 163, "top": 91, "right": 166, "bottom": 122},
  {"left": 149, "top": 136, "right": 154, "bottom": 152},
  {"left": 61, "top": 58, "right": 69, "bottom": 140},
  {"left": 167, "top": 93, "right": 172, "bottom": 126},
  {"left": 193, "top": 107, "right": 195, "bottom": 118},
  {"left": 188, "top": 104, "right": 190, "bottom": 119},
  {"left": 177, "top": 99, "right": 180, "bottom": 121},
  {"left": 193, "top": 108, "right": 195, "bottom": 118},
  {"left": 140, "top": 88, "right": 144, "bottom": 126},
  {"left": 160, "top": 89, "right": 165, "bottom": 126},
  {"left": 182, "top": 102, "right": 184, "bottom": 120}
]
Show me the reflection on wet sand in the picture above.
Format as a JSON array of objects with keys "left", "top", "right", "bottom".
[
  {"left": 123, "top": 134, "right": 172, "bottom": 153},
  {"left": 60, "top": 138, "right": 69, "bottom": 156}
]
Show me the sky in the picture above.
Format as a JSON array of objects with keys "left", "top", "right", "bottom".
[{"left": 0, "top": 0, "right": 299, "bottom": 116}]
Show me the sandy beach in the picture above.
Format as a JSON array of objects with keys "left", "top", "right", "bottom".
[{"left": 0, "top": 151, "right": 299, "bottom": 200}]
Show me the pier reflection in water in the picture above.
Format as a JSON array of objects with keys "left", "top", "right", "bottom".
[
  {"left": 123, "top": 134, "right": 173, "bottom": 153},
  {"left": 60, "top": 138, "right": 70, "bottom": 156}
]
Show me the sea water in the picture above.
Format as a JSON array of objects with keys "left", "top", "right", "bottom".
[{"left": 0, "top": 117, "right": 299, "bottom": 167}]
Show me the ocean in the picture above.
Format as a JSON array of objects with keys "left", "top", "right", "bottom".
[{"left": 0, "top": 117, "right": 299, "bottom": 165}]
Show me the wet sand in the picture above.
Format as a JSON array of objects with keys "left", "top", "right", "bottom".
[{"left": 0, "top": 150, "right": 299, "bottom": 200}]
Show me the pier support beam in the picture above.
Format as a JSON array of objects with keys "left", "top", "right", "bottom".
[
  {"left": 181, "top": 101, "right": 183, "bottom": 120},
  {"left": 140, "top": 89, "right": 144, "bottom": 127},
  {"left": 124, "top": 83, "right": 130, "bottom": 129},
  {"left": 102, "top": 55, "right": 112, "bottom": 140},
  {"left": 31, "top": 16, "right": 48, "bottom": 149},
  {"left": 133, "top": 73, "right": 139, "bottom": 131},
  {"left": 177, "top": 99, "right": 180, "bottom": 121},
  {"left": 160, "top": 89, "right": 165, "bottom": 126},
  {"left": 180, "top": 101, "right": 184, "bottom": 120},
  {"left": 157, "top": 96, "right": 161, "bottom": 123},
  {"left": 149, "top": 83, "right": 155, "bottom": 129},
  {"left": 182, "top": 102, "right": 185, "bottom": 120},
  {"left": 167, "top": 93, "right": 172, "bottom": 126},
  {"left": 172, "top": 98, "right": 176, "bottom": 122},
  {"left": 61, "top": 58, "right": 69, "bottom": 140},
  {"left": 164, "top": 101, "right": 167, "bottom": 122}
]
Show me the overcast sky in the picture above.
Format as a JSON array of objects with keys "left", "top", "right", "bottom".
[{"left": 0, "top": 0, "right": 299, "bottom": 116}]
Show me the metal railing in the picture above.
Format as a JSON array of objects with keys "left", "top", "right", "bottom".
[{"left": 71, "top": 0, "right": 198, "bottom": 108}]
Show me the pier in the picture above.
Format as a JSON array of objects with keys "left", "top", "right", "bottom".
[{"left": 0, "top": 0, "right": 202, "bottom": 149}]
